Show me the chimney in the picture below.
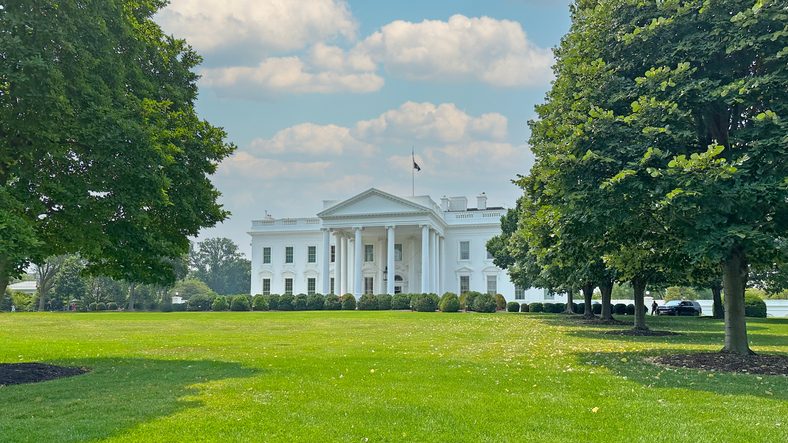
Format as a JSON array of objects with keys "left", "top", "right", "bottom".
[
  {"left": 477, "top": 192, "right": 487, "bottom": 210},
  {"left": 440, "top": 195, "right": 449, "bottom": 211}
]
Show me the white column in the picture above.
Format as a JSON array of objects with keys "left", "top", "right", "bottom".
[
  {"left": 322, "top": 229, "right": 330, "bottom": 294},
  {"left": 342, "top": 236, "right": 349, "bottom": 294},
  {"left": 334, "top": 231, "right": 342, "bottom": 295},
  {"left": 421, "top": 225, "right": 430, "bottom": 293},
  {"left": 431, "top": 230, "right": 439, "bottom": 293},
  {"left": 386, "top": 225, "right": 395, "bottom": 294},
  {"left": 354, "top": 227, "right": 363, "bottom": 297},
  {"left": 438, "top": 235, "right": 445, "bottom": 295}
]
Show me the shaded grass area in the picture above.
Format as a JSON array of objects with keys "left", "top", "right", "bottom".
[{"left": 0, "top": 311, "right": 786, "bottom": 442}]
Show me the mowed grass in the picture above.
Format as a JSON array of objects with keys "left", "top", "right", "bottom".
[{"left": 0, "top": 312, "right": 786, "bottom": 442}]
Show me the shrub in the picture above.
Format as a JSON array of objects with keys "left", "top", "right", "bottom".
[
  {"left": 88, "top": 302, "right": 98, "bottom": 311},
  {"left": 626, "top": 304, "right": 636, "bottom": 315},
  {"left": 391, "top": 293, "right": 411, "bottom": 310},
  {"left": 744, "top": 293, "right": 767, "bottom": 318},
  {"left": 96, "top": 302, "right": 106, "bottom": 311},
  {"left": 529, "top": 302, "right": 544, "bottom": 313},
  {"left": 592, "top": 303, "right": 602, "bottom": 315},
  {"left": 411, "top": 293, "right": 438, "bottom": 312},
  {"left": 187, "top": 293, "right": 215, "bottom": 311},
  {"left": 571, "top": 302, "right": 579, "bottom": 313},
  {"left": 375, "top": 294, "right": 392, "bottom": 310},
  {"left": 506, "top": 301, "right": 520, "bottom": 312},
  {"left": 306, "top": 294, "right": 325, "bottom": 310},
  {"left": 576, "top": 302, "right": 585, "bottom": 314},
  {"left": 473, "top": 294, "right": 497, "bottom": 313},
  {"left": 169, "top": 278, "right": 216, "bottom": 302},
  {"left": 460, "top": 291, "right": 482, "bottom": 311},
  {"left": 230, "top": 295, "right": 250, "bottom": 311},
  {"left": 293, "top": 294, "right": 308, "bottom": 310},
  {"left": 439, "top": 292, "right": 460, "bottom": 312},
  {"left": 520, "top": 303, "right": 529, "bottom": 312},
  {"left": 358, "top": 294, "right": 379, "bottom": 310},
  {"left": 212, "top": 296, "right": 228, "bottom": 311},
  {"left": 340, "top": 294, "right": 356, "bottom": 310},
  {"left": 267, "top": 294, "right": 280, "bottom": 311},
  {"left": 278, "top": 294, "right": 294, "bottom": 311},
  {"left": 252, "top": 295, "right": 269, "bottom": 311},
  {"left": 614, "top": 303, "right": 627, "bottom": 315},
  {"left": 107, "top": 302, "right": 118, "bottom": 311},
  {"left": 495, "top": 294, "right": 506, "bottom": 311},
  {"left": 324, "top": 294, "right": 342, "bottom": 310},
  {"left": 172, "top": 302, "right": 186, "bottom": 312}
]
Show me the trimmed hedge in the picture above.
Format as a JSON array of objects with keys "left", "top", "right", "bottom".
[
  {"left": 411, "top": 293, "right": 438, "bottom": 312},
  {"left": 495, "top": 294, "right": 506, "bottom": 311},
  {"left": 324, "top": 294, "right": 342, "bottom": 310},
  {"left": 278, "top": 294, "right": 294, "bottom": 311},
  {"left": 460, "top": 291, "right": 482, "bottom": 311},
  {"left": 230, "top": 295, "right": 250, "bottom": 311},
  {"left": 626, "top": 304, "right": 635, "bottom": 315},
  {"left": 358, "top": 294, "right": 378, "bottom": 310},
  {"left": 473, "top": 294, "right": 497, "bottom": 313},
  {"left": 340, "top": 294, "right": 356, "bottom": 310},
  {"left": 252, "top": 295, "right": 269, "bottom": 311},
  {"left": 307, "top": 294, "right": 325, "bottom": 310},
  {"left": 439, "top": 292, "right": 460, "bottom": 312},
  {"left": 506, "top": 301, "right": 520, "bottom": 312},
  {"left": 212, "top": 296, "right": 228, "bottom": 311},
  {"left": 172, "top": 302, "right": 187, "bottom": 312},
  {"left": 744, "top": 294, "right": 767, "bottom": 318},
  {"left": 529, "top": 302, "right": 544, "bottom": 313},
  {"left": 391, "top": 293, "right": 411, "bottom": 310},
  {"left": 576, "top": 302, "right": 586, "bottom": 314},
  {"left": 614, "top": 303, "right": 627, "bottom": 315},
  {"left": 520, "top": 302, "right": 529, "bottom": 312},
  {"left": 107, "top": 302, "right": 118, "bottom": 311},
  {"left": 592, "top": 303, "right": 602, "bottom": 315},
  {"left": 187, "top": 293, "right": 215, "bottom": 311},
  {"left": 267, "top": 294, "right": 280, "bottom": 311},
  {"left": 293, "top": 294, "right": 308, "bottom": 311},
  {"left": 375, "top": 294, "right": 392, "bottom": 310}
]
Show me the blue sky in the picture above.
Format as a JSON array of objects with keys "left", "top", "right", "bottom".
[{"left": 154, "top": 0, "right": 572, "bottom": 255}]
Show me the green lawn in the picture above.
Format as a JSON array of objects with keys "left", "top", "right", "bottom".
[{"left": 0, "top": 312, "right": 786, "bottom": 442}]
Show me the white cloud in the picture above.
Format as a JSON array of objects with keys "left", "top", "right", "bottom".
[
  {"left": 249, "top": 123, "right": 376, "bottom": 157},
  {"left": 218, "top": 151, "right": 331, "bottom": 180},
  {"left": 357, "top": 14, "right": 552, "bottom": 87},
  {"left": 157, "top": 0, "right": 356, "bottom": 57}
]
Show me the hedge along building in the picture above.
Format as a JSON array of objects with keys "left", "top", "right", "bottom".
[{"left": 249, "top": 188, "right": 545, "bottom": 302}]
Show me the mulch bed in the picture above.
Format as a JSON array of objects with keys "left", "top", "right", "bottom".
[
  {"left": 652, "top": 353, "right": 788, "bottom": 376},
  {"left": 604, "top": 329, "right": 681, "bottom": 337},
  {"left": 0, "top": 363, "right": 89, "bottom": 386}
]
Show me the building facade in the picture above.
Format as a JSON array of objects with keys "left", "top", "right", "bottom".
[{"left": 249, "top": 188, "right": 544, "bottom": 302}]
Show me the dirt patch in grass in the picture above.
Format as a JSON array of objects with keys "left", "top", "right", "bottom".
[
  {"left": 604, "top": 329, "right": 681, "bottom": 337},
  {"left": 0, "top": 363, "right": 89, "bottom": 386},
  {"left": 651, "top": 353, "right": 788, "bottom": 376}
]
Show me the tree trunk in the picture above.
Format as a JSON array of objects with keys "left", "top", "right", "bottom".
[
  {"left": 711, "top": 285, "right": 724, "bottom": 319},
  {"left": 721, "top": 247, "right": 753, "bottom": 355},
  {"left": 632, "top": 278, "right": 648, "bottom": 330},
  {"left": 0, "top": 256, "right": 9, "bottom": 306},
  {"left": 582, "top": 283, "right": 595, "bottom": 319},
  {"left": 127, "top": 282, "right": 136, "bottom": 311},
  {"left": 599, "top": 279, "right": 613, "bottom": 320},
  {"left": 564, "top": 287, "right": 575, "bottom": 314}
]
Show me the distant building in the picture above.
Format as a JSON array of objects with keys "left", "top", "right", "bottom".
[
  {"left": 248, "top": 188, "right": 543, "bottom": 302},
  {"left": 8, "top": 280, "right": 37, "bottom": 295}
]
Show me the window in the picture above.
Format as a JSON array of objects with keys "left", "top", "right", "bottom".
[
  {"left": 514, "top": 286, "right": 525, "bottom": 300},
  {"left": 307, "top": 278, "right": 316, "bottom": 295},
  {"left": 307, "top": 246, "right": 316, "bottom": 263},
  {"left": 486, "top": 275, "right": 497, "bottom": 295},
  {"left": 284, "top": 278, "right": 293, "bottom": 295},
  {"left": 262, "top": 279, "right": 271, "bottom": 295},
  {"left": 364, "top": 277, "right": 374, "bottom": 295},
  {"left": 262, "top": 247, "right": 271, "bottom": 264},
  {"left": 365, "top": 244, "right": 374, "bottom": 262},
  {"left": 394, "top": 244, "right": 402, "bottom": 261},
  {"left": 285, "top": 246, "right": 294, "bottom": 264},
  {"left": 330, "top": 278, "right": 335, "bottom": 295},
  {"left": 331, "top": 245, "right": 336, "bottom": 263},
  {"left": 459, "top": 241, "right": 470, "bottom": 260},
  {"left": 460, "top": 276, "right": 470, "bottom": 294}
]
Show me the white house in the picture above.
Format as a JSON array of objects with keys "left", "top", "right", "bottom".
[{"left": 248, "top": 188, "right": 544, "bottom": 302}]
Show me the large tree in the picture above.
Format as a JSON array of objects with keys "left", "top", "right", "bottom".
[
  {"left": 0, "top": 0, "right": 234, "bottom": 296},
  {"left": 189, "top": 238, "right": 251, "bottom": 295}
]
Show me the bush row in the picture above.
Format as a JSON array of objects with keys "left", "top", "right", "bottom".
[{"left": 514, "top": 302, "right": 649, "bottom": 315}]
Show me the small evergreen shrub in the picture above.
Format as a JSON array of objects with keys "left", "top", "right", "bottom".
[
  {"left": 391, "top": 293, "right": 411, "bottom": 310},
  {"left": 212, "top": 296, "right": 228, "bottom": 311},
  {"left": 107, "top": 302, "right": 118, "bottom": 311},
  {"left": 543, "top": 302, "right": 555, "bottom": 313},
  {"left": 306, "top": 294, "right": 324, "bottom": 310},
  {"left": 495, "top": 294, "right": 506, "bottom": 311},
  {"left": 626, "top": 304, "right": 636, "bottom": 315},
  {"left": 744, "top": 294, "right": 767, "bottom": 318},
  {"left": 411, "top": 293, "right": 438, "bottom": 312},
  {"left": 230, "top": 295, "right": 250, "bottom": 311},
  {"left": 614, "top": 303, "right": 627, "bottom": 315},
  {"left": 340, "top": 294, "right": 356, "bottom": 310},
  {"left": 88, "top": 302, "right": 98, "bottom": 311},
  {"left": 473, "top": 294, "right": 497, "bottom": 313},
  {"left": 571, "top": 302, "right": 579, "bottom": 313},
  {"left": 460, "top": 291, "right": 482, "bottom": 311},
  {"left": 293, "top": 294, "right": 308, "bottom": 310},
  {"left": 520, "top": 302, "right": 529, "bottom": 312},
  {"left": 172, "top": 302, "right": 187, "bottom": 312},
  {"left": 267, "top": 294, "right": 280, "bottom": 310},
  {"left": 576, "top": 302, "right": 585, "bottom": 314},
  {"left": 187, "top": 293, "right": 215, "bottom": 311},
  {"left": 96, "top": 302, "right": 106, "bottom": 311},
  {"left": 278, "top": 294, "right": 294, "bottom": 311},
  {"left": 592, "top": 303, "right": 602, "bottom": 315},
  {"left": 375, "top": 294, "right": 392, "bottom": 310},
  {"left": 252, "top": 295, "right": 269, "bottom": 311},
  {"left": 506, "top": 301, "right": 520, "bottom": 312},
  {"left": 358, "top": 294, "right": 379, "bottom": 310},
  {"left": 529, "top": 302, "right": 544, "bottom": 313},
  {"left": 439, "top": 292, "right": 460, "bottom": 312},
  {"left": 324, "top": 294, "right": 342, "bottom": 310}
]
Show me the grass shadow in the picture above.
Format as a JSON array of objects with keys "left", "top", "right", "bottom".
[{"left": 0, "top": 357, "right": 257, "bottom": 442}]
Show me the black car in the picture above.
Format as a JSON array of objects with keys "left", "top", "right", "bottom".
[{"left": 657, "top": 300, "right": 702, "bottom": 316}]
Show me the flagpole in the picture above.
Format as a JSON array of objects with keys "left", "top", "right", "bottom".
[{"left": 411, "top": 146, "right": 415, "bottom": 196}]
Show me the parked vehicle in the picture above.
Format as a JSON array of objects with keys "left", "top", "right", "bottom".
[{"left": 657, "top": 300, "right": 702, "bottom": 316}]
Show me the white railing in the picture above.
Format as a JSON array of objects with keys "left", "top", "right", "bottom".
[
  {"left": 443, "top": 210, "right": 504, "bottom": 224},
  {"left": 252, "top": 217, "right": 321, "bottom": 228}
]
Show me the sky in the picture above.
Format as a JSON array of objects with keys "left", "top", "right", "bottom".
[{"left": 153, "top": 0, "right": 573, "bottom": 256}]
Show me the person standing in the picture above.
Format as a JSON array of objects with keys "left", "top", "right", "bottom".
[{"left": 651, "top": 300, "right": 658, "bottom": 316}]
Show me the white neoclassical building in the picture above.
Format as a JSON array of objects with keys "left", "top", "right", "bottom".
[{"left": 249, "top": 188, "right": 544, "bottom": 302}]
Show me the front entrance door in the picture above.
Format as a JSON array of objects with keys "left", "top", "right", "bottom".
[{"left": 394, "top": 285, "right": 402, "bottom": 294}]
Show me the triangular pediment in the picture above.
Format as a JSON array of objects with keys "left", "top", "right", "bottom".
[{"left": 318, "top": 188, "right": 431, "bottom": 218}]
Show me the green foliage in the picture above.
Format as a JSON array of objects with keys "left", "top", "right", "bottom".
[
  {"left": 664, "top": 286, "right": 698, "bottom": 301},
  {"left": 278, "top": 294, "right": 294, "bottom": 311},
  {"left": 340, "top": 294, "right": 356, "bottom": 310},
  {"left": 189, "top": 238, "right": 251, "bottom": 295},
  {"left": 506, "top": 301, "right": 520, "bottom": 312},
  {"left": 438, "top": 292, "right": 460, "bottom": 313},
  {"left": 293, "top": 294, "right": 308, "bottom": 311},
  {"left": 472, "top": 294, "right": 497, "bottom": 313},
  {"left": 614, "top": 303, "right": 627, "bottom": 315},
  {"left": 519, "top": 303, "right": 529, "bottom": 313},
  {"left": 169, "top": 279, "right": 216, "bottom": 301},
  {"left": 306, "top": 294, "right": 325, "bottom": 311},
  {"left": 626, "top": 304, "right": 636, "bottom": 316},
  {"left": 211, "top": 296, "right": 229, "bottom": 311},
  {"left": 266, "top": 294, "right": 281, "bottom": 311},
  {"left": 230, "top": 295, "right": 250, "bottom": 312},
  {"left": 107, "top": 302, "right": 118, "bottom": 311},
  {"left": 96, "top": 302, "right": 106, "bottom": 311},
  {"left": 391, "top": 293, "right": 411, "bottom": 310},
  {"left": 375, "top": 294, "right": 392, "bottom": 310},
  {"left": 52, "top": 256, "right": 87, "bottom": 307},
  {"left": 252, "top": 295, "right": 269, "bottom": 311},
  {"left": 744, "top": 293, "right": 767, "bottom": 318},
  {"left": 411, "top": 294, "right": 438, "bottom": 312},
  {"left": 529, "top": 302, "right": 544, "bottom": 313},
  {"left": 460, "top": 291, "right": 482, "bottom": 311},
  {"left": 358, "top": 294, "right": 378, "bottom": 310},
  {"left": 592, "top": 303, "right": 602, "bottom": 315},
  {"left": 186, "top": 293, "right": 215, "bottom": 311},
  {"left": 494, "top": 294, "right": 506, "bottom": 311},
  {"left": 324, "top": 294, "right": 341, "bottom": 310}
]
